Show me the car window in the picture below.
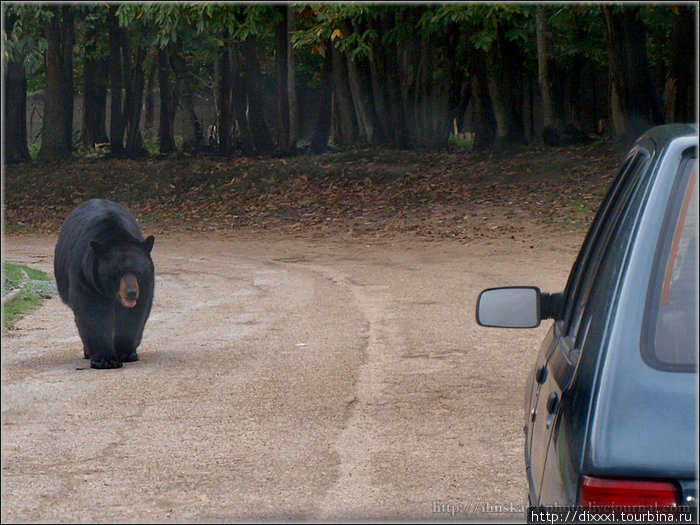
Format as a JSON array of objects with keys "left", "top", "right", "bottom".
[
  {"left": 561, "top": 151, "right": 649, "bottom": 341},
  {"left": 643, "top": 150, "right": 698, "bottom": 372}
]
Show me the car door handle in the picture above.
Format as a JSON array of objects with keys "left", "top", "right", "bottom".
[
  {"left": 546, "top": 392, "right": 558, "bottom": 413},
  {"left": 536, "top": 364, "right": 548, "bottom": 384}
]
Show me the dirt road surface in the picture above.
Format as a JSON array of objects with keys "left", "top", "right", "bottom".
[{"left": 2, "top": 230, "right": 579, "bottom": 522}]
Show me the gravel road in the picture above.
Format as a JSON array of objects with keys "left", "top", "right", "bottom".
[{"left": 2, "top": 230, "right": 578, "bottom": 522}]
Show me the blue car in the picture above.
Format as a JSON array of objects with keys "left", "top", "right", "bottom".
[{"left": 476, "top": 124, "right": 698, "bottom": 510}]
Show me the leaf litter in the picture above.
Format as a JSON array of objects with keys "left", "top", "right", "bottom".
[{"left": 4, "top": 141, "right": 623, "bottom": 243}]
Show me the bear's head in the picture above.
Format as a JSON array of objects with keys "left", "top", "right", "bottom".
[{"left": 90, "top": 236, "right": 154, "bottom": 308}]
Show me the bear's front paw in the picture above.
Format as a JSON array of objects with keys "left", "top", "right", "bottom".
[{"left": 90, "top": 357, "right": 123, "bottom": 369}]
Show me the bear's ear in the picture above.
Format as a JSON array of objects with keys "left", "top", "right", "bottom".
[{"left": 143, "top": 235, "right": 155, "bottom": 254}]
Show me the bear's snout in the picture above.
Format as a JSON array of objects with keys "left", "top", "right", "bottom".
[{"left": 118, "top": 274, "right": 140, "bottom": 308}]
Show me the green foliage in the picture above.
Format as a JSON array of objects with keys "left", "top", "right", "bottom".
[
  {"left": 638, "top": 4, "right": 678, "bottom": 70},
  {"left": 234, "top": 5, "right": 282, "bottom": 41},
  {"left": 292, "top": 3, "right": 389, "bottom": 60},
  {"left": 449, "top": 134, "right": 474, "bottom": 151},
  {"left": 3, "top": 4, "right": 49, "bottom": 75},
  {"left": 76, "top": 4, "right": 111, "bottom": 59},
  {"left": 548, "top": 5, "right": 607, "bottom": 71},
  {"left": 3, "top": 2, "right": 692, "bottom": 156},
  {"left": 29, "top": 142, "right": 41, "bottom": 160}
]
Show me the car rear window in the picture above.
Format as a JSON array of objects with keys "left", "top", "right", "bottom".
[{"left": 643, "top": 149, "right": 698, "bottom": 372}]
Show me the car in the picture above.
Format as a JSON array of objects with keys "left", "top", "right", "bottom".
[{"left": 476, "top": 124, "right": 698, "bottom": 511}]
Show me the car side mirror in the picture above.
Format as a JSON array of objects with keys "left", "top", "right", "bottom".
[{"left": 476, "top": 287, "right": 564, "bottom": 328}]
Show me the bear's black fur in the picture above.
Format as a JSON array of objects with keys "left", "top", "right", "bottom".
[{"left": 54, "top": 199, "right": 155, "bottom": 369}]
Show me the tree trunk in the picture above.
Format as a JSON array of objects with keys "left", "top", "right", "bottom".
[
  {"left": 470, "top": 61, "right": 496, "bottom": 151},
  {"left": 310, "top": 40, "right": 333, "bottom": 154},
  {"left": 123, "top": 36, "right": 147, "bottom": 158},
  {"left": 39, "top": 4, "right": 75, "bottom": 161},
  {"left": 367, "top": 16, "right": 392, "bottom": 146},
  {"left": 413, "top": 36, "right": 432, "bottom": 147},
  {"left": 602, "top": 5, "right": 665, "bottom": 139},
  {"left": 109, "top": 4, "right": 126, "bottom": 156},
  {"left": 143, "top": 61, "right": 157, "bottom": 141},
  {"left": 230, "top": 43, "right": 255, "bottom": 156},
  {"left": 81, "top": 30, "right": 109, "bottom": 149},
  {"left": 407, "top": 31, "right": 457, "bottom": 150},
  {"left": 4, "top": 59, "right": 31, "bottom": 162},
  {"left": 331, "top": 43, "right": 358, "bottom": 147},
  {"left": 346, "top": 55, "right": 377, "bottom": 144},
  {"left": 340, "top": 20, "right": 377, "bottom": 145},
  {"left": 215, "top": 35, "right": 233, "bottom": 154},
  {"left": 241, "top": 36, "right": 275, "bottom": 154},
  {"left": 157, "top": 46, "right": 177, "bottom": 155},
  {"left": 484, "top": 43, "right": 511, "bottom": 151},
  {"left": 381, "top": 14, "right": 408, "bottom": 149},
  {"left": 3, "top": 9, "right": 30, "bottom": 163},
  {"left": 665, "top": 6, "right": 695, "bottom": 123},
  {"left": 397, "top": 26, "right": 420, "bottom": 147},
  {"left": 287, "top": 5, "right": 298, "bottom": 148},
  {"left": 171, "top": 43, "right": 203, "bottom": 154},
  {"left": 536, "top": 5, "right": 564, "bottom": 145},
  {"left": 275, "top": 7, "right": 291, "bottom": 154}
]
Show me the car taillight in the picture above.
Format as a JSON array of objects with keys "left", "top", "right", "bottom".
[{"left": 580, "top": 475, "right": 680, "bottom": 508}]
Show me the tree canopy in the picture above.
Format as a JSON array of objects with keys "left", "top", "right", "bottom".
[{"left": 2, "top": 2, "right": 697, "bottom": 162}]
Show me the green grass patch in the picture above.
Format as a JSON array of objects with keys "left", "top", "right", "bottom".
[
  {"left": 2, "top": 262, "right": 57, "bottom": 331},
  {"left": 449, "top": 133, "right": 474, "bottom": 151}
]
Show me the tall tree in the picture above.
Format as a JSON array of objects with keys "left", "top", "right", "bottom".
[
  {"left": 5, "top": 2, "right": 695, "bottom": 159},
  {"left": 229, "top": 43, "right": 256, "bottom": 156},
  {"left": 81, "top": 6, "right": 110, "bottom": 149},
  {"left": 215, "top": 34, "right": 233, "bottom": 154},
  {"left": 157, "top": 45, "right": 177, "bottom": 154},
  {"left": 108, "top": 4, "right": 126, "bottom": 156},
  {"left": 331, "top": 42, "right": 358, "bottom": 147},
  {"left": 373, "top": 10, "right": 408, "bottom": 148},
  {"left": 310, "top": 39, "right": 333, "bottom": 154},
  {"left": 665, "top": 6, "right": 695, "bottom": 123},
  {"left": 241, "top": 35, "right": 276, "bottom": 154},
  {"left": 122, "top": 30, "right": 148, "bottom": 157},
  {"left": 286, "top": 5, "right": 299, "bottom": 149},
  {"left": 3, "top": 7, "right": 32, "bottom": 162},
  {"left": 536, "top": 5, "right": 563, "bottom": 145},
  {"left": 38, "top": 4, "right": 75, "bottom": 161},
  {"left": 275, "top": 6, "right": 292, "bottom": 154},
  {"left": 170, "top": 41, "right": 204, "bottom": 154},
  {"left": 115, "top": 4, "right": 155, "bottom": 157},
  {"left": 339, "top": 18, "right": 379, "bottom": 144},
  {"left": 602, "top": 5, "right": 665, "bottom": 138}
]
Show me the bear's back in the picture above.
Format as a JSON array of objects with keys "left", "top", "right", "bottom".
[{"left": 65, "top": 199, "right": 144, "bottom": 244}]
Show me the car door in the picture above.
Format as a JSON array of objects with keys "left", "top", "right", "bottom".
[{"left": 527, "top": 149, "right": 651, "bottom": 504}]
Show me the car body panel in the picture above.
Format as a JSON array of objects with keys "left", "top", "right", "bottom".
[
  {"left": 524, "top": 324, "right": 561, "bottom": 503},
  {"left": 503, "top": 124, "right": 699, "bottom": 506},
  {"left": 586, "top": 132, "right": 698, "bottom": 480}
]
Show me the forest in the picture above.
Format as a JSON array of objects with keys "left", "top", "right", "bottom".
[{"left": 2, "top": 3, "right": 697, "bottom": 163}]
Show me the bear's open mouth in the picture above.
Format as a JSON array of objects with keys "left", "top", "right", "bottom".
[
  {"left": 120, "top": 297, "right": 138, "bottom": 308},
  {"left": 118, "top": 274, "right": 139, "bottom": 308}
]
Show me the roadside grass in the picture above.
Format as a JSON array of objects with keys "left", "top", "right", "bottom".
[{"left": 2, "top": 262, "right": 57, "bottom": 331}]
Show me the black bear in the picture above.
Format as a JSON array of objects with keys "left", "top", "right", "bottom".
[{"left": 54, "top": 199, "right": 155, "bottom": 369}]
